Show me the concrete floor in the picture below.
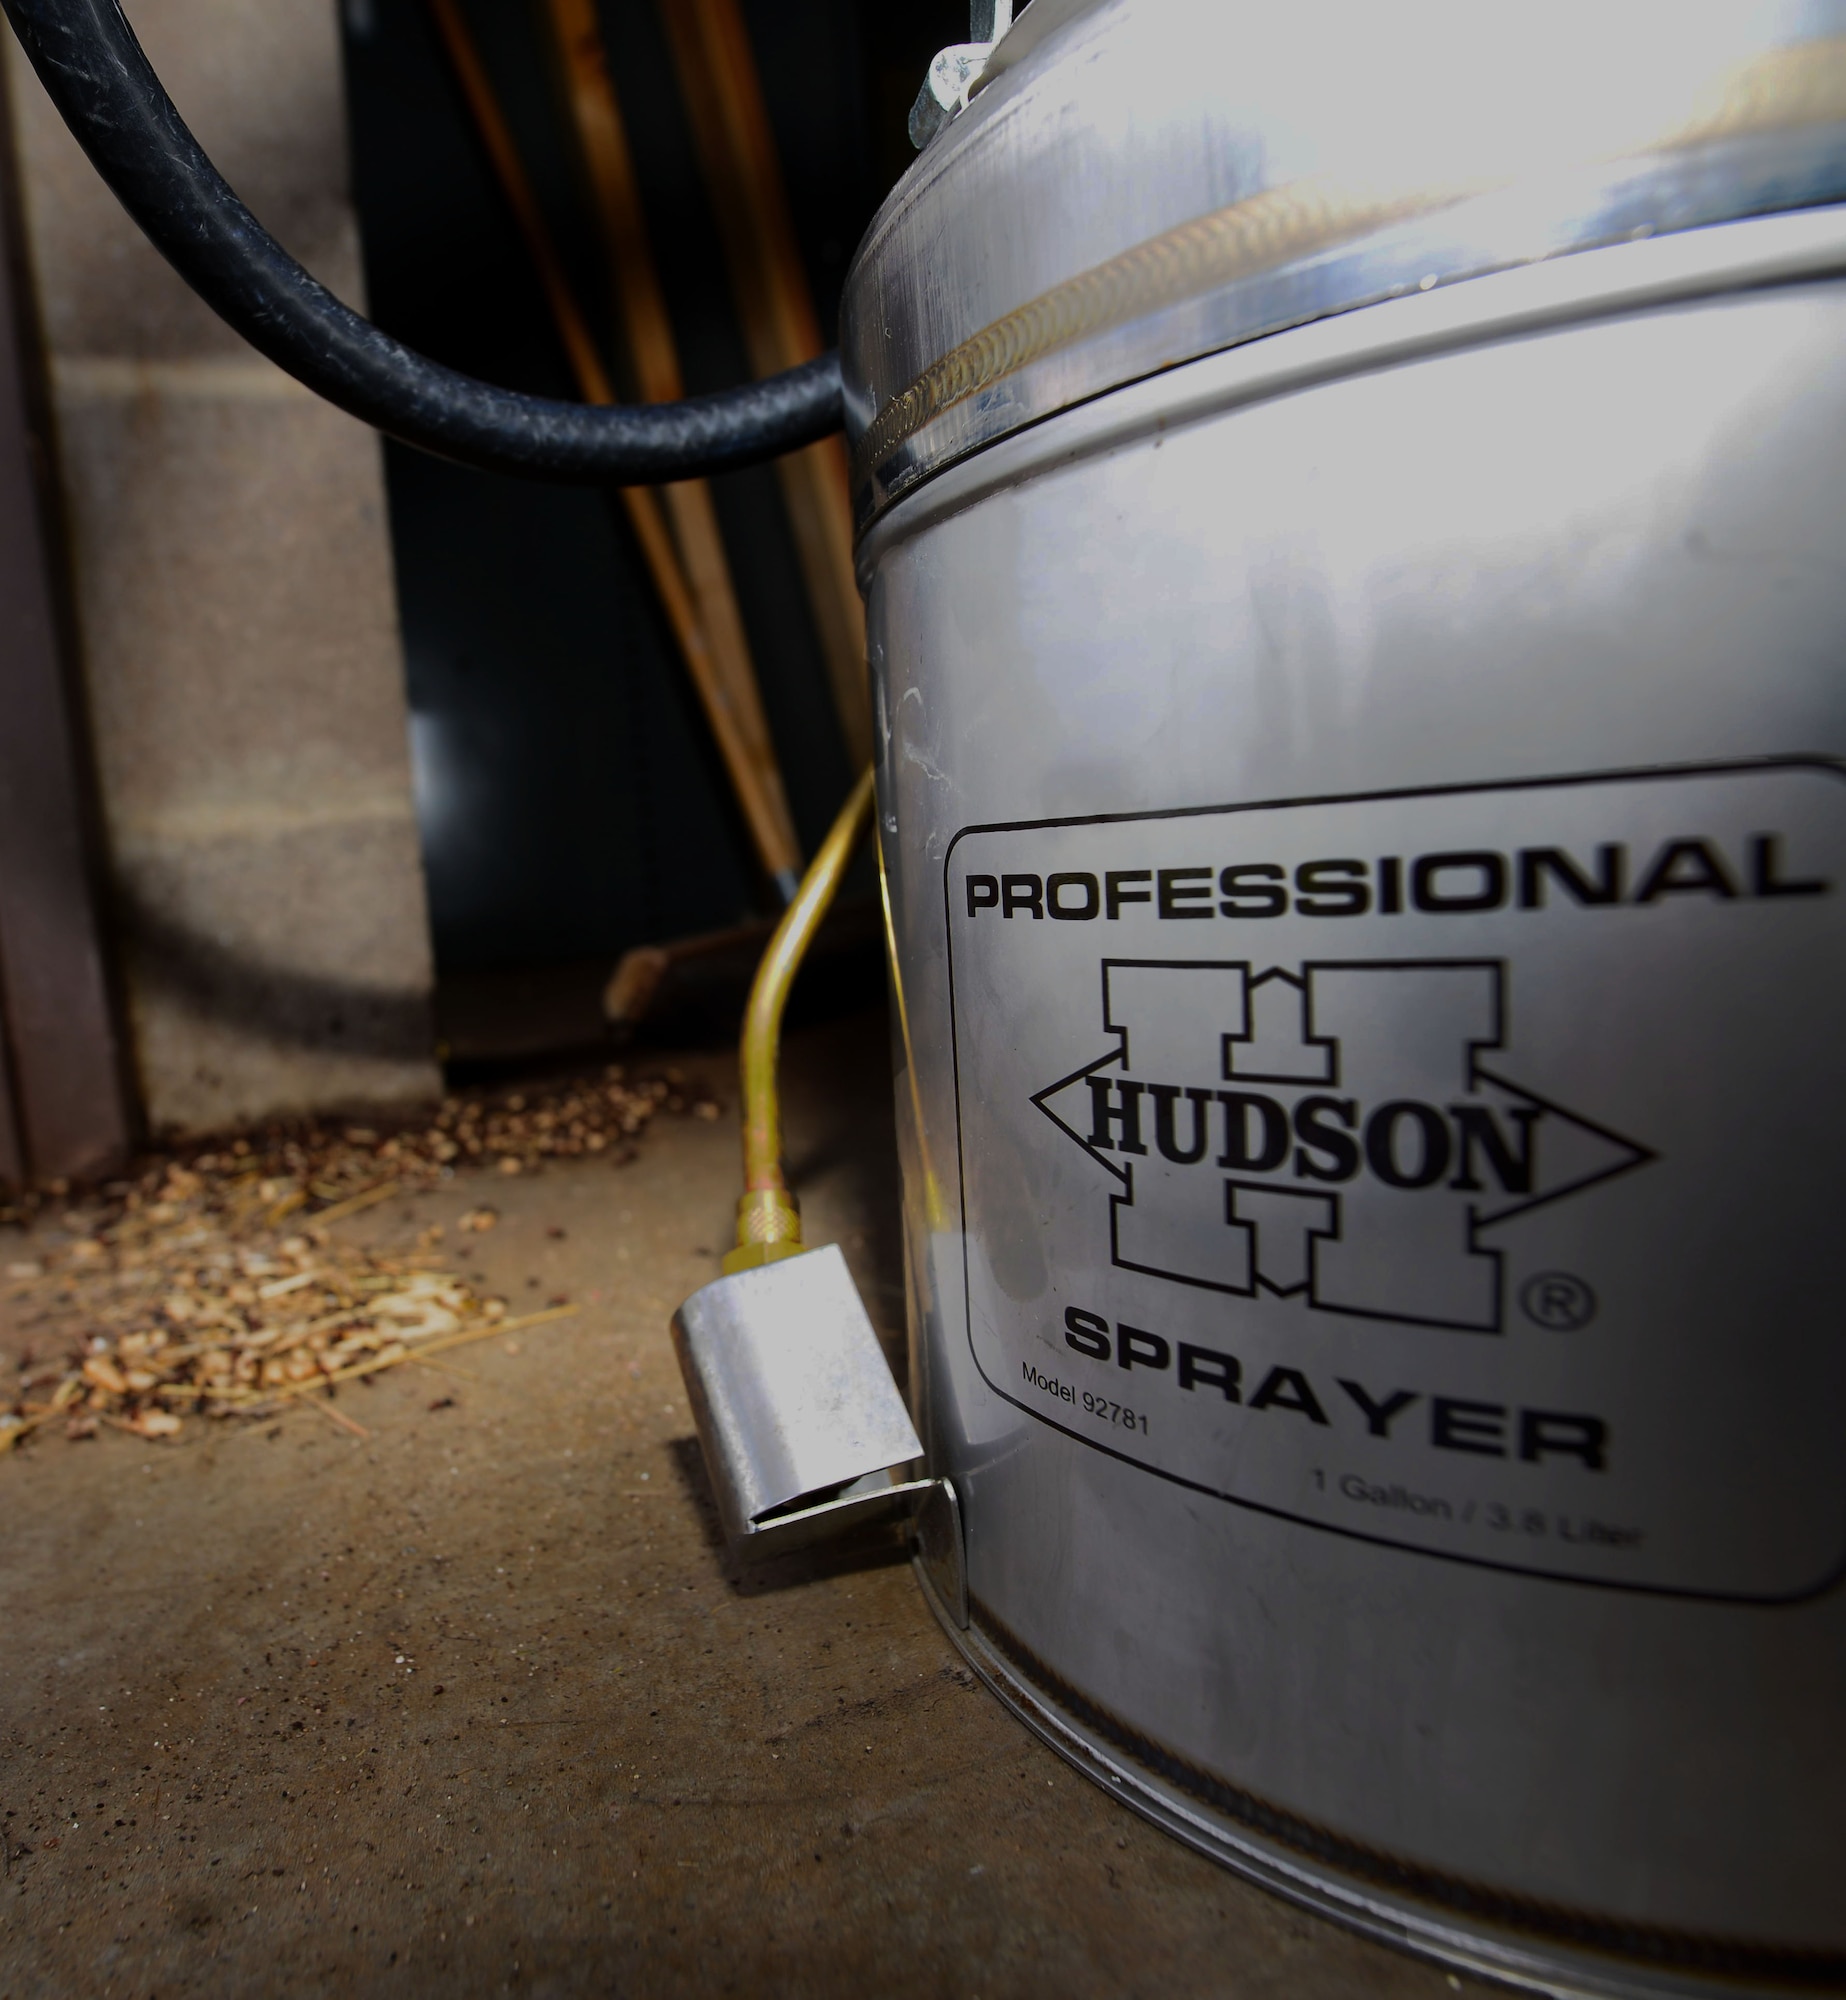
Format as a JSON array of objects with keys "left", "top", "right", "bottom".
[{"left": 0, "top": 1011, "right": 1482, "bottom": 1998}]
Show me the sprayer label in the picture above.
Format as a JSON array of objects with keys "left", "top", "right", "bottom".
[{"left": 943, "top": 761, "right": 1846, "bottom": 1601}]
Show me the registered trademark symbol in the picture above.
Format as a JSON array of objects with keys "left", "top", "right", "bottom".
[{"left": 1520, "top": 1272, "right": 1597, "bottom": 1330}]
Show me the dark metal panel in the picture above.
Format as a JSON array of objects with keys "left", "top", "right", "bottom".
[{"left": 0, "top": 86, "right": 134, "bottom": 1186}]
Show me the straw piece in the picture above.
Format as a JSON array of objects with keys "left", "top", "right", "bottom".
[
  {"left": 284, "top": 1384, "right": 371, "bottom": 1439},
  {"left": 1, "top": 1060, "right": 683, "bottom": 1456},
  {"left": 312, "top": 1180, "right": 402, "bottom": 1227}
]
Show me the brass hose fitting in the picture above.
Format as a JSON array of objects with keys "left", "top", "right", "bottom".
[{"left": 723, "top": 766, "right": 876, "bottom": 1274}]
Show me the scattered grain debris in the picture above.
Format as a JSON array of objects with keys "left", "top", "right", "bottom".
[{"left": 0, "top": 1064, "right": 696, "bottom": 1454}]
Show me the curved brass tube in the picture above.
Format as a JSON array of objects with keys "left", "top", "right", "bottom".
[{"left": 724, "top": 766, "right": 876, "bottom": 1273}]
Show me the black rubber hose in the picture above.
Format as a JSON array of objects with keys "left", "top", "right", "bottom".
[{"left": 0, "top": 0, "right": 844, "bottom": 482}]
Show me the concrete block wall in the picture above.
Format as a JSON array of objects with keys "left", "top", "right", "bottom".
[{"left": 3, "top": 0, "right": 440, "bottom": 1136}]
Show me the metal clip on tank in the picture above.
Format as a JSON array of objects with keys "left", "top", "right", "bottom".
[
  {"left": 670, "top": 772, "right": 961, "bottom": 1604},
  {"left": 908, "top": 3, "right": 1015, "bottom": 150}
]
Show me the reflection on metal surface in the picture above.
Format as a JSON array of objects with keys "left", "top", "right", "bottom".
[
  {"left": 672, "top": 1242, "right": 927, "bottom": 1553},
  {"left": 912, "top": 1478, "right": 968, "bottom": 1629},
  {"left": 934, "top": 1594, "right": 1846, "bottom": 1998},
  {"left": 877, "top": 829, "right": 945, "bottom": 1231},
  {"left": 849, "top": 12, "right": 1846, "bottom": 525},
  {"left": 852, "top": 205, "right": 1846, "bottom": 586},
  {"left": 850, "top": 258, "right": 1846, "bottom": 1986},
  {"left": 848, "top": 5, "right": 1846, "bottom": 1980}
]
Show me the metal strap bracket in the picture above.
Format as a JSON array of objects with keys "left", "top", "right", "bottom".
[{"left": 672, "top": 1241, "right": 937, "bottom": 1556}]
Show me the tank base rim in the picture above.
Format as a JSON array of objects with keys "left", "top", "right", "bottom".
[{"left": 910, "top": 1557, "right": 1835, "bottom": 2000}]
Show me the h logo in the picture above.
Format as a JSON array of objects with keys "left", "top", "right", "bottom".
[{"left": 1032, "top": 960, "right": 1652, "bottom": 1332}]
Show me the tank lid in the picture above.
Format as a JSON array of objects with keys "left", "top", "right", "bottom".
[{"left": 842, "top": 0, "right": 1846, "bottom": 531}]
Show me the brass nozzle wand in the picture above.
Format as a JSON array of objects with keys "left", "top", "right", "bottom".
[{"left": 726, "top": 766, "right": 876, "bottom": 1273}]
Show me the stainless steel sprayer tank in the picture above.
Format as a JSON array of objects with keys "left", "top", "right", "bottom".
[{"left": 840, "top": 1, "right": 1846, "bottom": 1991}]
